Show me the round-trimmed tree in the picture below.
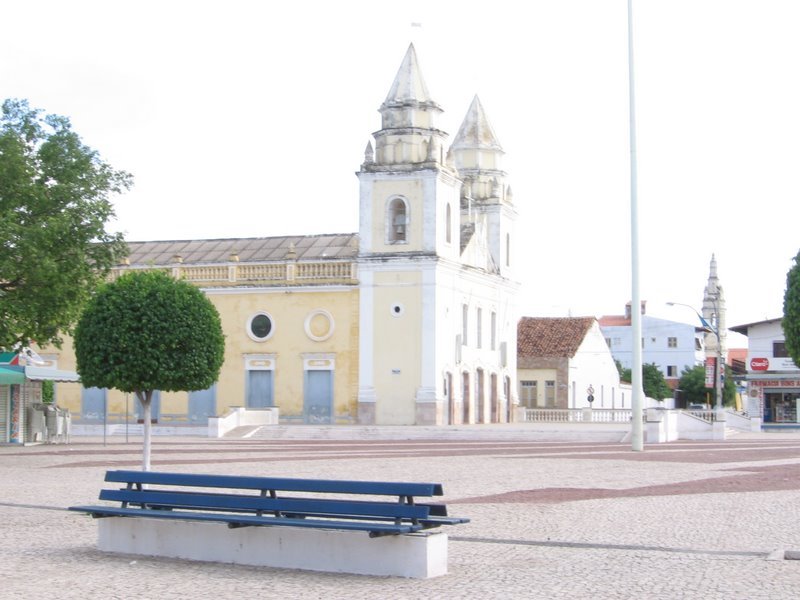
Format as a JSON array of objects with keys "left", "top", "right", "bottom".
[
  {"left": 783, "top": 249, "right": 800, "bottom": 368},
  {"left": 75, "top": 270, "right": 225, "bottom": 469}
]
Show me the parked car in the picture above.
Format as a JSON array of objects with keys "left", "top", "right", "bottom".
[{"left": 687, "top": 403, "right": 708, "bottom": 410}]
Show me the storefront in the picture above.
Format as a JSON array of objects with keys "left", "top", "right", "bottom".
[
  {"left": 0, "top": 363, "right": 79, "bottom": 444},
  {"left": 749, "top": 378, "right": 800, "bottom": 424},
  {"left": 730, "top": 318, "right": 800, "bottom": 427}
]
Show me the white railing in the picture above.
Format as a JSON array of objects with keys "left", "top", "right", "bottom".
[
  {"left": 111, "top": 261, "right": 358, "bottom": 286},
  {"left": 683, "top": 409, "right": 716, "bottom": 422},
  {"left": 521, "top": 408, "right": 634, "bottom": 423}
]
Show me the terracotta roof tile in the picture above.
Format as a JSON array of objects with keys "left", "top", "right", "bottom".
[{"left": 517, "top": 317, "right": 596, "bottom": 358}]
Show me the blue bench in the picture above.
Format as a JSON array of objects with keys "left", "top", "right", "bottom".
[{"left": 69, "top": 470, "right": 468, "bottom": 538}]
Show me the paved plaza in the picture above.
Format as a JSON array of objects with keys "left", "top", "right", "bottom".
[{"left": 2, "top": 428, "right": 799, "bottom": 599}]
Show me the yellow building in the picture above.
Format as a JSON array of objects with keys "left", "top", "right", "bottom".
[{"left": 44, "top": 44, "right": 519, "bottom": 428}]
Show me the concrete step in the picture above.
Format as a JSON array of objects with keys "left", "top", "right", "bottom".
[{"left": 242, "top": 424, "right": 628, "bottom": 442}]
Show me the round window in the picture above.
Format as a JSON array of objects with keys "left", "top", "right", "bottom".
[{"left": 248, "top": 312, "right": 274, "bottom": 341}]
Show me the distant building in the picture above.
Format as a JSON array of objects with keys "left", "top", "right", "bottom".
[
  {"left": 600, "top": 256, "right": 726, "bottom": 393},
  {"left": 517, "top": 317, "right": 624, "bottom": 409},
  {"left": 730, "top": 318, "right": 800, "bottom": 425},
  {"left": 599, "top": 301, "right": 702, "bottom": 391}
]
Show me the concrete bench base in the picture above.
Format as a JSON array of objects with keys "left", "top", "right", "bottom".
[{"left": 97, "top": 517, "right": 448, "bottom": 578}]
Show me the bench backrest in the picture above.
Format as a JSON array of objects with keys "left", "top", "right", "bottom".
[
  {"left": 99, "top": 489, "right": 433, "bottom": 520},
  {"left": 105, "top": 470, "right": 444, "bottom": 498}
]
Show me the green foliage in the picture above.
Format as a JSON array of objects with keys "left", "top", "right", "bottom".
[
  {"left": 783, "top": 249, "right": 800, "bottom": 367},
  {"left": 615, "top": 359, "right": 627, "bottom": 381},
  {"left": 642, "top": 363, "right": 672, "bottom": 400},
  {"left": 0, "top": 99, "right": 130, "bottom": 349},
  {"left": 41, "top": 380, "right": 54, "bottom": 404},
  {"left": 677, "top": 364, "right": 736, "bottom": 407},
  {"left": 74, "top": 271, "right": 225, "bottom": 394},
  {"left": 617, "top": 362, "right": 670, "bottom": 399}
]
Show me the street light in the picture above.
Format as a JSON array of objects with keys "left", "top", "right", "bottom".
[{"left": 666, "top": 301, "right": 723, "bottom": 412}]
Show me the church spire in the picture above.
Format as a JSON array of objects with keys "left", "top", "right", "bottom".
[
  {"left": 450, "top": 95, "right": 503, "bottom": 153},
  {"left": 450, "top": 95, "right": 508, "bottom": 204},
  {"left": 367, "top": 44, "right": 449, "bottom": 170},
  {"left": 702, "top": 253, "right": 726, "bottom": 358},
  {"left": 382, "top": 43, "right": 436, "bottom": 108}
]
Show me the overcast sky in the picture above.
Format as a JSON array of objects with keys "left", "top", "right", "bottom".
[{"left": 3, "top": 0, "right": 798, "bottom": 344}]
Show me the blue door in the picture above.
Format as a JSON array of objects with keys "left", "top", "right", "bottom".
[
  {"left": 247, "top": 371, "right": 274, "bottom": 408},
  {"left": 81, "top": 387, "right": 106, "bottom": 421},
  {"left": 304, "top": 370, "right": 332, "bottom": 424},
  {"left": 189, "top": 385, "right": 217, "bottom": 423}
]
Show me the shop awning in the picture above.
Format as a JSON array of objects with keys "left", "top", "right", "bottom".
[
  {"left": 23, "top": 366, "right": 80, "bottom": 382},
  {"left": 0, "top": 365, "right": 26, "bottom": 385}
]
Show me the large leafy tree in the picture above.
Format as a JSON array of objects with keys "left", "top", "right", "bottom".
[
  {"left": 0, "top": 99, "right": 130, "bottom": 349},
  {"left": 677, "top": 364, "right": 736, "bottom": 407},
  {"left": 75, "top": 271, "right": 225, "bottom": 470},
  {"left": 783, "top": 249, "right": 800, "bottom": 367}
]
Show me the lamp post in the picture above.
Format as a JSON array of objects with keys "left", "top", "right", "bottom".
[{"left": 666, "top": 301, "right": 723, "bottom": 412}]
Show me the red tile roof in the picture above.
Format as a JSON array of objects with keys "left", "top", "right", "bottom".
[
  {"left": 598, "top": 315, "right": 630, "bottom": 326},
  {"left": 517, "top": 317, "right": 596, "bottom": 358}
]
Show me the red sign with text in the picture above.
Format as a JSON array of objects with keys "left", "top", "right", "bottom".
[
  {"left": 750, "top": 357, "right": 769, "bottom": 371},
  {"left": 705, "top": 357, "right": 716, "bottom": 388}
]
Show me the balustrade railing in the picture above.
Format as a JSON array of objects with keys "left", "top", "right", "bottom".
[
  {"left": 111, "top": 261, "right": 357, "bottom": 286},
  {"left": 521, "top": 408, "right": 634, "bottom": 423}
]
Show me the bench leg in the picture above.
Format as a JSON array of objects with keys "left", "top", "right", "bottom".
[{"left": 97, "top": 517, "right": 449, "bottom": 579}]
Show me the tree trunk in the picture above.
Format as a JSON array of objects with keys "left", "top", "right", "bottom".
[{"left": 137, "top": 390, "right": 153, "bottom": 471}]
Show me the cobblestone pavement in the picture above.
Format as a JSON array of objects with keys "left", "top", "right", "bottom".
[{"left": 1, "top": 430, "right": 799, "bottom": 599}]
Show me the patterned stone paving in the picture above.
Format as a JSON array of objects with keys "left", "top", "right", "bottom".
[{"left": 1, "top": 431, "right": 799, "bottom": 599}]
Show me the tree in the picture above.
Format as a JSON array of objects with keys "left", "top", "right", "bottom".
[
  {"left": 642, "top": 363, "right": 672, "bottom": 401},
  {"left": 0, "top": 99, "right": 130, "bottom": 349},
  {"left": 618, "top": 362, "right": 670, "bottom": 399},
  {"left": 74, "top": 271, "right": 225, "bottom": 470},
  {"left": 783, "top": 249, "right": 800, "bottom": 368},
  {"left": 615, "top": 359, "right": 627, "bottom": 381},
  {"left": 677, "top": 364, "right": 736, "bottom": 407}
]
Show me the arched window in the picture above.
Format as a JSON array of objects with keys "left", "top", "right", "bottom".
[{"left": 387, "top": 197, "right": 409, "bottom": 243}]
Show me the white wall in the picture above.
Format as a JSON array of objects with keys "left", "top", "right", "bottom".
[
  {"left": 570, "top": 321, "right": 623, "bottom": 409},
  {"left": 746, "top": 320, "right": 799, "bottom": 372}
]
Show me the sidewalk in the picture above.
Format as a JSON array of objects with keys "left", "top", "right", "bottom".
[{"left": 2, "top": 432, "right": 799, "bottom": 599}]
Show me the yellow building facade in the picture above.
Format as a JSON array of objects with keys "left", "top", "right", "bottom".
[{"left": 46, "top": 44, "right": 519, "bottom": 428}]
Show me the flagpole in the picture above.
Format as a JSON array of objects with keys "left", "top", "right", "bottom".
[{"left": 628, "top": 0, "right": 644, "bottom": 451}]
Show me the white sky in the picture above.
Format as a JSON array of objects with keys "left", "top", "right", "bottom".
[{"left": 3, "top": 0, "right": 799, "bottom": 344}]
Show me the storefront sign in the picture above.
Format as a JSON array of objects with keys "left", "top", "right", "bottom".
[
  {"left": 750, "top": 357, "right": 769, "bottom": 371},
  {"left": 705, "top": 357, "right": 716, "bottom": 388},
  {"left": 749, "top": 379, "right": 800, "bottom": 387}
]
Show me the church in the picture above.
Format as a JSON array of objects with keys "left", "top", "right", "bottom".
[{"left": 48, "top": 44, "right": 520, "bottom": 427}]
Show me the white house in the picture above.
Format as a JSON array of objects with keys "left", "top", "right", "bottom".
[{"left": 517, "top": 317, "right": 625, "bottom": 410}]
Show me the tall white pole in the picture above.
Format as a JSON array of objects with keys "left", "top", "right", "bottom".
[{"left": 628, "top": 0, "right": 644, "bottom": 451}]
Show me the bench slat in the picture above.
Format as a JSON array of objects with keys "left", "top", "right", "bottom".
[
  {"left": 99, "top": 489, "right": 432, "bottom": 520},
  {"left": 104, "top": 470, "right": 443, "bottom": 497},
  {"left": 68, "top": 505, "right": 419, "bottom": 535}
]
